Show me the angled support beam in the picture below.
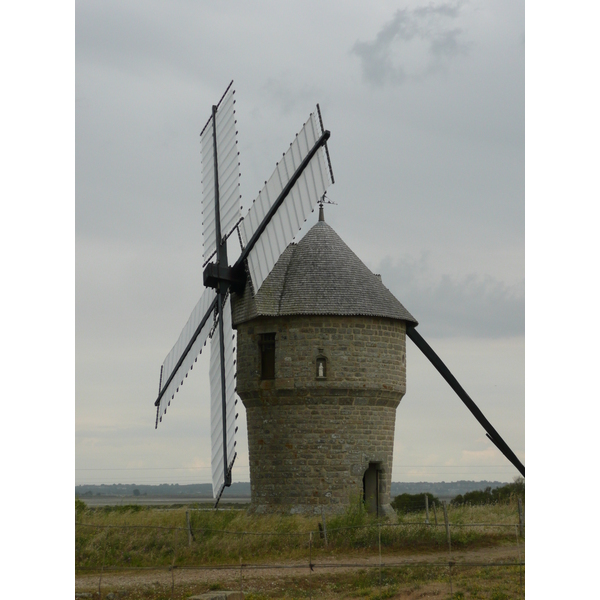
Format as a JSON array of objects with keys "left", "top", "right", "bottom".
[{"left": 406, "top": 324, "right": 525, "bottom": 477}]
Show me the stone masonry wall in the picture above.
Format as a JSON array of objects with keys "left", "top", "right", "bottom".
[{"left": 235, "top": 314, "right": 407, "bottom": 516}]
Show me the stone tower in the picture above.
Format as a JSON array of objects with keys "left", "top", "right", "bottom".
[{"left": 231, "top": 209, "right": 417, "bottom": 517}]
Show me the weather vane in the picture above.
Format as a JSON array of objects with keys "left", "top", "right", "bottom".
[{"left": 318, "top": 191, "right": 336, "bottom": 207}]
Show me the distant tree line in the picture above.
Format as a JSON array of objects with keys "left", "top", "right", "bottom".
[
  {"left": 390, "top": 480, "right": 506, "bottom": 497},
  {"left": 391, "top": 478, "right": 525, "bottom": 513},
  {"left": 451, "top": 477, "right": 524, "bottom": 506},
  {"left": 75, "top": 482, "right": 251, "bottom": 497}
]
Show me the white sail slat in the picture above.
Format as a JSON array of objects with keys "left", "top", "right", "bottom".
[
  {"left": 215, "top": 93, "right": 241, "bottom": 245},
  {"left": 223, "top": 300, "right": 237, "bottom": 474},
  {"left": 240, "top": 111, "right": 331, "bottom": 293},
  {"left": 210, "top": 333, "right": 225, "bottom": 494},
  {"left": 201, "top": 86, "right": 241, "bottom": 263},
  {"left": 200, "top": 123, "right": 216, "bottom": 260},
  {"left": 210, "top": 296, "right": 238, "bottom": 498},
  {"left": 156, "top": 287, "right": 217, "bottom": 426}
]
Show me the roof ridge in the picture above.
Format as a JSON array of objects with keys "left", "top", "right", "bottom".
[{"left": 277, "top": 243, "right": 298, "bottom": 314}]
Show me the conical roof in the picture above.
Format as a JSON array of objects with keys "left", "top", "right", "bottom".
[{"left": 231, "top": 219, "right": 417, "bottom": 326}]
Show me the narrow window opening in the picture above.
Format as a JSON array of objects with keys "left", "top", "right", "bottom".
[{"left": 259, "top": 333, "right": 276, "bottom": 380}]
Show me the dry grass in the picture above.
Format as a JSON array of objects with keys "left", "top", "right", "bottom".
[
  {"left": 76, "top": 505, "right": 320, "bottom": 569},
  {"left": 76, "top": 499, "right": 524, "bottom": 599},
  {"left": 75, "top": 498, "right": 523, "bottom": 572}
]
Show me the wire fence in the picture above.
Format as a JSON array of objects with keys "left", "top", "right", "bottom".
[{"left": 75, "top": 500, "right": 525, "bottom": 599}]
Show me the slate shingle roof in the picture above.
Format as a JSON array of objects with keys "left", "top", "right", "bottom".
[{"left": 231, "top": 220, "right": 417, "bottom": 326}]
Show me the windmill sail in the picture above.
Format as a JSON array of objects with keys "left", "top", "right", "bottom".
[
  {"left": 200, "top": 82, "right": 242, "bottom": 264},
  {"left": 155, "top": 83, "right": 335, "bottom": 504},
  {"left": 239, "top": 110, "right": 333, "bottom": 293},
  {"left": 209, "top": 294, "right": 238, "bottom": 498},
  {"left": 155, "top": 287, "right": 217, "bottom": 427}
]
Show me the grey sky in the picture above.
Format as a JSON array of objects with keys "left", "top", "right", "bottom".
[{"left": 76, "top": 0, "right": 524, "bottom": 486}]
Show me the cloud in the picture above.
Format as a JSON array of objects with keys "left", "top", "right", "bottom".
[
  {"left": 351, "top": 3, "right": 468, "bottom": 86},
  {"left": 376, "top": 254, "right": 524, "bottom": 338}
]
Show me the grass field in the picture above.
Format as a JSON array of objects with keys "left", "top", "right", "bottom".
[{"left": 75, "top": 498, "right": 524, "bottom": 599}]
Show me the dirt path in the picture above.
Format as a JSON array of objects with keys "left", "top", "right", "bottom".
[{"left": 76, "top": 544, "right": 524, "bottom": 593}]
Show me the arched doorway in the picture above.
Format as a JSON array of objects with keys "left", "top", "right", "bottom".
[{"left": 363, "top": 462, "right": 382, "bottom": 516}]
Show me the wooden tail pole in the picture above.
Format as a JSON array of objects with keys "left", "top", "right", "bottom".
[{"left": 406, "top": 325, "right": 524, "bottom": 477}]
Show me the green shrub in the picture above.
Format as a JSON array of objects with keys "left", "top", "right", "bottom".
[
  {"left": 327, "top": 495, "right": 369, "bottom": 530},
  {"left": 326, "top": 496, "right": 377, "bottom": 548},
  {"left": 99, "top": 504, "right": 148, "bottom": 514},
  {"left": 391, "top": 492, "right": 439, "bottom": 514}
]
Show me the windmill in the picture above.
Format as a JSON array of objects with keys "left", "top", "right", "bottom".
[
  {"left": 154, "top": 81, "right": 334, "bottom": 505},
  {"left": 154, "top": 81, "right": 523, "bottom": 510}
]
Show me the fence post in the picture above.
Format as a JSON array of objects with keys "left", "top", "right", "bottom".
[
  {"left": 186, "top": 510, "right": 192, "bottom": 547},
  {"left": 518, "top": 498, "right": 524, "bottom": 537},
  {"left": 425, "top": 494, "right": 430, "bottom": 524},
  {"left": 378, "top": 522, "right": 382, "bottom": 586},
  {"left": 321, "top": 505, "right": 328, "bottom": 548},
  {"left": 239, "top": 531, "right": 245, "bottom": 593},
  {"left": 443, "top": 501, "right": 451, "bottom": 553},
  {"left": 514, "top": 524, "right": 523, "bottom": 597},
  {"left": 433, "top": 501, "right": 438, "bottom": 526},
  {"left": 171, "top": 528, "right": 178, "bottom": 599},
  {"left": 99, "top": 533, "right": 107, "bottom": 600},
  {"left": 309, "top": 531, "right": 313, "bottom": 600}
]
